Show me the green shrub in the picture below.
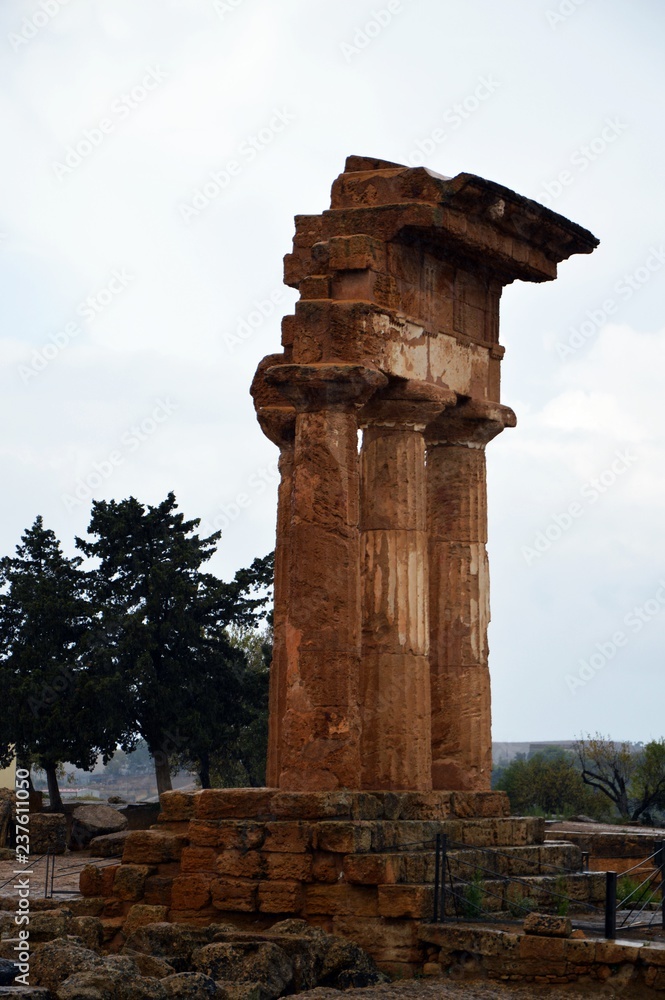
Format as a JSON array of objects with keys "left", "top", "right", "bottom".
[{"left": 461, "top": 870, "right": 484, "bottom": 918}]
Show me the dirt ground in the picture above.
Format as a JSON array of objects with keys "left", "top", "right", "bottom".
[{"left": 0, "top": 851, "right": 109, "bottom": 899}]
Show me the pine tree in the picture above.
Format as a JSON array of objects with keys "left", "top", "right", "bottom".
[
  {"left": 0, "top": 517, "right": 126, "bottom": 810},
  {"left": 77, "top": 492, "right": 272, "bottom": 794}
]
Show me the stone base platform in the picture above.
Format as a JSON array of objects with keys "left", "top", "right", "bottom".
[{"left": 78, "top": 788, "right": 548, "bottom": 975}]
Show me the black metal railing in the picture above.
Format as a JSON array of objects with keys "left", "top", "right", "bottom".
[
  {"left": 44, "top": 851, "right": 119, "bottom": 898},
  {"left": 432, "top": 835, "right": 665, "bottom": 940},
  {"left": 433, "top": 833, "right": 605, "bottom": 931}
]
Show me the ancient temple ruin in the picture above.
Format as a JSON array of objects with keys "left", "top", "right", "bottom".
[
  {"left": 81, "top": 158, "right": 598, "bottom": 972},
  {"left": 251, "top": 154, "right": 598, "bottom": 795}
]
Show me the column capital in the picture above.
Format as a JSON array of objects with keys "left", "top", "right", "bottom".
[
  {"left": 256, "top": 406, "right": 296, "bottom": 448},
  {"left": 266, "top": 363, "right": 388, "bottom": 412},
  {"left": 426, "top": 398, "right": 516, "bottom": 447},
  {"left": 361, "top": 379, "right": 457, "bottom": 430}
]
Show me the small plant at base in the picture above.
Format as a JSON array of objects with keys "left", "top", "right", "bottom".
[
  {"left": 507, "top": 893, "right": 537, "bottom": 917},
  {"left": 555, "top": 875, "right": 570, "bottom": 916},
  {"left": 617, "top": 875, "right": 659, "bottom": 909},
  {"left": 461, "top": 870, "right": 484, "bottom": 918}
]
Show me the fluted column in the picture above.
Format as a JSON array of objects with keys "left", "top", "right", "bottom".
[
  {"left": 266, "top": 363, "right": 387, "bottom": 791},
  {"left": 359, "top": 381, "right": 455, "bottom": 790},
  {"left": 255, "top": 405, "right": 295, "bottom": 788},
  {"left": 426, "top": 400, "right": 515, "bottom": 791}
]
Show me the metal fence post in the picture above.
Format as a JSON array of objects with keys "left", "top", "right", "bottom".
[
  {"left": 657, "top": 840, "right": 665, "bottom": 931},
  {"left": 605, "top": 871, "right": 617, "bottom": 939},
  {"left": 440, "top": 834, "right": 447, "bottom": 923},
  {"left": 433, "top": 834, "right": 441, "bottom": 922}
]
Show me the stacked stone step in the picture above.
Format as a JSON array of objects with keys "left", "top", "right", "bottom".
[{"left": 78, "top": 788, "right": 582, "bottom": 973}]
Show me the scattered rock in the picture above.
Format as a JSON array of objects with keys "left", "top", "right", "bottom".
[
  {"left": 193, "top": 942, "right": 293, "bottom": 1000},
  {"left": 69, "top": 805, "right": 128, "bottom": 851},
  {"left": 57, "top": 967, "right": 167, "bottom": 1000},
  {"left": 318, "top": 935, "right": 385, "bottom": 990},
  {"left": 88, "top": 832, "right": 130, "bottom": 858},
  {"left": 523, "top": 912, "right": 573, "bottom": 938},
  {"left": 70, "top": 917, "right": 104, "bottom": 953},
  {"left": 123, "top": 902, "right": 168, "bottom": 937},
  {"left": 31, "top": 939, "right": 104, "bottom": 993},
  {"left": 123, "top": 923, "right": 214, "bottom": 973},
  {"left": 0, "top": 848, "right": 15, "bottom": 861},
  {"left": 102, "top": 955, "right": 141, "bottom": 977},
  {"left": 0, "top": 959, "right": 18, "bottom": 986},
  {"left": 122, "top": 949, "right": 176, "bottom": 979},
  {"left": 215, "top": 985, "right": 264, "bottom": 1000},
  {"left": 161, "top": 972, "right": 224, "bottom": 999},
  {"left": 30, "top": 908, "right": 72, "bottom": 943}
]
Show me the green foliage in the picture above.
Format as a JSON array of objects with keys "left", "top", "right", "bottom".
[
  {"left": 575, "top": 734, "right": 665, "bottom": 822},
  {"left": 494, "top": 747, "right": 610, "bottom": 819},
  {"left": 0, "top": 517, "right": 130, "bottom": 808},
  {"left": 617, "top": 875, "right": 660, "bottom": 909},
  {"left": 555, "top": 876, "right": 570, "bottom": 916},
  {"left": 461, "top": 870, "right": 485, "bottom": 918},
  {"left": 77, "top": 492, "right": 273, "bottom": 793},
  {"left": 507, "top": 894, "right": 537, "bottom": 917}
]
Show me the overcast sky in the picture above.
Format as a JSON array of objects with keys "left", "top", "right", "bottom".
[{"left": 1, "top": 0, "right": 663, "bottom": 744}]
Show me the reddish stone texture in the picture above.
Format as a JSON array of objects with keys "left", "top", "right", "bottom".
[
  {"left": 253, "top": 156, "right": 597, "bottom": 793},
  {"left": 427, "top": 400, "right": 515, "bottom": 791}
]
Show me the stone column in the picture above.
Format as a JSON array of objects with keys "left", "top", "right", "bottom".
[
  {"left": 426, "top": 400, "right": 515, "bottom": 792},
  {"left": 359, "top": 381, "right": 455, "bottom": 791},
  {"left": 254, "top": 405, "right": 295, "bottom": 788},
  {"left": 266, "top": 362, "right": 387, "bottom": 791}
]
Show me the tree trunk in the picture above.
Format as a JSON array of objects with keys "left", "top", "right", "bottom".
[
  {"left": 154, "top": 755, "right": 173, "bottom": 796},
  {"left": 44, "top": 763, "right": 64, "bottom": 812},
  {"left": 199, "top": 752, "right": 211, "bottom": 789},
  {"left": 15, "top": 752, "right": 35, "bottom": 793}
]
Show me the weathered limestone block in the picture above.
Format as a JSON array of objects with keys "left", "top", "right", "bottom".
[
  {"left": 523, "top": 912, "right": 572, "bottom": 938},
  {"left": 30, "top": 812, "right": 67, "bottom": 855},
  {"left": 123, "top": 831, "right": 187, "bottom": 865},
  {"left": 114, "top": 864, "right": 154, "bottom": 902},
  {"left": 69, "top": 804, "right": 127, "bottom": 850}
]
